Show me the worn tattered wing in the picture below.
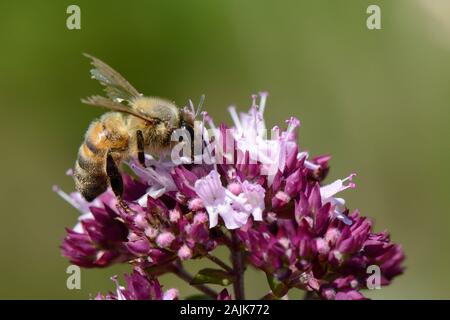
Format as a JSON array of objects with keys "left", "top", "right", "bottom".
[{"left": 84, "top": 53, "right": 141, "bottom": 103}]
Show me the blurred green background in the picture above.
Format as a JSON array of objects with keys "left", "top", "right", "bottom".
[{"left": 0, "top": 0, "right": 449, "bottom": 299}]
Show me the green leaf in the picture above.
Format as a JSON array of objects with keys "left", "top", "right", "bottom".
[
  {"left": 266, "top": 272, "right": 289, "bottom": 298},
  {"left": 190, "top": 268, "right": 234, "bottom": 286}
]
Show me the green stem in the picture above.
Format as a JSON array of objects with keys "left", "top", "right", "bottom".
[
  {"left": 231, "top": 232, "right": 245, "bottom": 300},
  {"left": 206, "top": 253, "right": 233, "bottom": 273}
]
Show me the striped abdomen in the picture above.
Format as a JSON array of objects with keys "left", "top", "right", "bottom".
[{"left": 74, "top": 112, "right": 129, "bottom": 201}]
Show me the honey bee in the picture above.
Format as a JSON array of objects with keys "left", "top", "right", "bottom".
[{"left": 74, "top": 54, "right": 195, "bottom": 211}]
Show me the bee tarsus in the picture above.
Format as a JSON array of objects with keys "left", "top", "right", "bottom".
[
  {"left": 136, "top": 130, "right": 146, "bottom": 168},
  {"left": 116, "top": 198, "right": 133, "bottom": 214}
]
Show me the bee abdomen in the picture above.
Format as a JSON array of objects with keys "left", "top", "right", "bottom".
[
  {"left": 74, "top": 150, "right": 108, "bottom": 201},
  {"left": 74, "top": 159, "right": 108, "bottom": 202},
  {"left": 74, "top": 114, "right": 129, "bottom": 202},
  {"left": 74, "top": 121, "right": 110, "bottom": 201}
]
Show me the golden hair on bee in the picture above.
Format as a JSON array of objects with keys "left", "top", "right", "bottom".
[{"left": 74, "top": 54, "right": 196, "bottom": 211}]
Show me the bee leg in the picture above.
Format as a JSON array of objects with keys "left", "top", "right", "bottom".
[
  {"left": 180, "top": 122, "right": 195, "bottom": 163},
  {"left": 136, "top": 130, "right": 146, "bottom": 168},
  {"left": 106, "top": 152, "right": 132, "bottom": 213}
]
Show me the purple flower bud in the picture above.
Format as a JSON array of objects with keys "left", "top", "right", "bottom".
[
  {"left": 163, "top": 288, "right": 179, "bottom": 300},
  {"left": 285, "top": 168, "right": 302, "bottom": 196},
  {"left": 127, "top": 239, "right": 151, "bottom": 255},
  {"left": 227, "top": 182, "right": 242, "bottom": 195},
  {"left": 169, "top": 208, "right": 181, "bottom": 223},
  {"left": 177, "top": 244, "right": 192, "bottom": 260},
  {"left": 193, "top": 212, "right": 208, "bottom": 225},
  {"left": 188, "top": 198, "right": 204, "bottom": 211},
  {"left": 324, "top": 228, "right": 341, "bottom": 246},
  {"left": 172, "top": 166, "right": 198, "bottom": 197},
  {"left": 315, "top": 238, "right": 330, "bottom": 256},
  {"left": 134, "top": 213, "right": 149, "bottom": 229},
  {"left": 217, "top": 289, "right": 232, "bottom": 300},
  {"left": 272, "top": 191, "right": 291, "bottom": 209},
  {"left": 96, "top": 269, "right": 177, "bottom": 300},
  {"left": 321, "top": 287, "right": 336, "bottom": 300},
  {"left": 156, "top": 232, "right": 175, "bottom": 248},
  {"left": 144, "top": 227, "right": 158, "bottom": 239}
]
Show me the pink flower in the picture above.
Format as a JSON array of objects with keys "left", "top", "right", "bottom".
[
  {"left": 57, "top": 91, "right": 404, "bottom": 300},
  {"left": 320, "top": 173, "right": 356, "bottom": 225},
  {"left": 195, "top": 171, "right": 249, "bottom": 229},
  {"left": 96, "top": 270, "right": 178, "bottom": 300}
]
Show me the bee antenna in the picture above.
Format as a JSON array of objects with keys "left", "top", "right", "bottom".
[
  {"left": 195, "top": 94, "right": 205, "bottom": 118},
  {"left": 188, "top": 99, "right": 195, "bottom": 115}
]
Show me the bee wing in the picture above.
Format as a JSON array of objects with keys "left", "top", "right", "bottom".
[
  {"left": 83, "top": 53, "right": 141, "bottom": 103},
  {"left": 82, "top": 95, "right": 157, "bottom": 123}
]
